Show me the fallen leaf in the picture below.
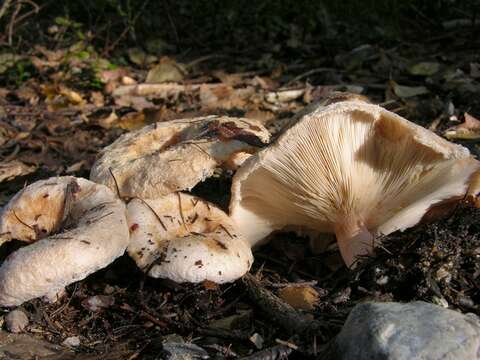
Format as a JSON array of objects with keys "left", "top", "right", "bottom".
[
  {"left": 15, "top": 86, "right": 40, "bottom": 106},
  {"left": 146, "top": 57, "right": 186, "bottom": 83},
  {"left": 118, "top": 112, "right": 150, "bottom": 130},
  {"left": 199, "top": 84, "right": 251, "bottom": 110},
  {"left": 208, "top": 310, "right": 252, "bottom": 330},
  {"left": 90, "top": 91, "right": 104, "bottom": 107},
  {"left": 245, "top": 108, "right": 275, "bottom": 124},
  {"left": 212, "top": 70, "right": 244, "bottom": 86},
  {"left": 97, "top": 111, "right": 119, "bottom": 129},
  {"left": 145, "top": 38, "right": 173, "bottom": 55},
  {"left": 0, "top": 160, "right": 36, "bottom": 183},
  {"left": 114, "top": 95, "right": 155, "bottom": 111},
  {"left": 277, "top": 286, "right": 319, "bottom": 311},
  {"left": 444, "top": 112, "right": 480, "bottom": 140},
  {"left": 128, "top": 47, "right": 156, "bottom": 66},
  {"left": 391, "top": 81, "right": 429, "bottom": 98},
  {"left": 0, "top": 53, "right": 22, "bottom": 74},
  {"left": 408, "top": 62, "right": 441, "bottom": 76},
  {"left": 202, "top": 280, "right": 219, "bottom": 290}
]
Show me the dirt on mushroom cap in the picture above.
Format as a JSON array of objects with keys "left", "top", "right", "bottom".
[
  {"left": 127, "top": 192, "right": 253, "bottom": 284},
  {"left": 90, "top": 116, "right": 270, "bottom": 199},
  {"left": 0, "top": 176, "right": 129, "bottom": 307},
  {"left": 230, "top": 96, "right": 480, "bottom": 266}
]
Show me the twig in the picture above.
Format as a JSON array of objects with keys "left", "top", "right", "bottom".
[
  {"left": 177, "top": 192, "right": 189, "bottom": 232},
  {"left": 242, "top": 273, "right": 327, "bottom": 337},
  {"left": 284, "top": 67, "right": 338, "bottom": 87},
  {"left": 102, "top": 0, "right": 150, "bottom": 55},
  {"left": 0, "top": 0, "right": 13, "bottom": 20},
  {"left": 7, "top": 0, "right": 22, "bottom": 45},
  {"left": 163, "top": 0, "right": 179, "bottom": 46},
  {"left": 136, "top": 198, "right": 167, "bottom": 231},
  {"left": 108, "top": 167, "right": 122, "bottom": 199},
  {"left": 12, "top": 209, "right": 34, "bottom": 231}
]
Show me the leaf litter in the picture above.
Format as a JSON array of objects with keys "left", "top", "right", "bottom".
[{"left": 0, "top": 20, "right": 480, "bottom": 359}]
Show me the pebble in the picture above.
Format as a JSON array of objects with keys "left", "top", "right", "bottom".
[
  {"left": 332, "top": 301, "right": 480, "bottom": 360},
  {"left": 62, "top": 336, "right": 80, "bottom": 348},
  {"left": 4, "top": 310, "right": 29, "bottom": 333}
]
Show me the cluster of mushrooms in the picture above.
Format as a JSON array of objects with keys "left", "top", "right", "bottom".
[{"left": 1, "top": 93, "right": 479, "bottom": 307}]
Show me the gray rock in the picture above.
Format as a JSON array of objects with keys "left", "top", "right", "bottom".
[
  {"left": 4, "top": 310, "right": 29, "bottom": 333},
  {"left": 163, "top": 341, "right": 209, "bottom": 359},
  {"left": 0, "top": 330, "right": 71, "bottom": 359},
  {"left": 333, "top": 301, "right": 480, "bottom": 360}
]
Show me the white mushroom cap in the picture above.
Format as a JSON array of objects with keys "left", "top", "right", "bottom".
[
  {"left": 0, "top": 177, "right": 129, "bottom": 306},
  {"left": 90, "top": 116, "right": 270, "bottom": 199},
  {"left": 230, "top": 96, "right": 480, "bottom": 267},
  {"left": 127, "top": 192, "right": 253, "bottom": 283}
]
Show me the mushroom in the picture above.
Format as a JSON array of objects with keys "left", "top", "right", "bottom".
[
  {"left": 0, "top": 176, "right": 129, "bottom": 306},
  {"left": 230, "top": 95, "right": 480, "bottom": 267},
  {"left": 90, "top": 116, "right": 270, "bottom": 199},
  {"left": 127, "top": 192, "right": 253, "bottom": 283}
]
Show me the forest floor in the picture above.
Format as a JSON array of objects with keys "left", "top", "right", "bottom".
[{"left": 0, "top": 19, "right": 479, "bottom": 359}]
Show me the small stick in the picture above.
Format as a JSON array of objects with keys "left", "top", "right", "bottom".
[
  {"left": 137, "top": 198, "right": 167, "bottom": 231},
  {"left": 12, "top": 210, "right": 34, "bottom": 231},
  {"left": 177, "top": 192, "right": 189, "bottom": 232},
  {"left": 108, "top": 167, "right": 122, "bottom": 198},
  {"left": 217, "top": 224, "right": 233, "bottom": 239},
  {"left": 242, "top": 273, "right": 327, "bottom": 337}
]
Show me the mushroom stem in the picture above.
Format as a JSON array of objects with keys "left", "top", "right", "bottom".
[{"left": 334, "top": 218, "right": 375, "bottom": 268}]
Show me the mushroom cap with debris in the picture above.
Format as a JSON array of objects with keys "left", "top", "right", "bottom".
[
  {"left": 90, "top": 116, "right": 270, "bottom": 199},
  {"left": 0, "top": 176, "right": 129, "bottom": 306},
  {"left": 230, "top": 95, "right": 480, "bottom": 267},
  {"left": 127, "top": 192, "right": 253, "bottom": 283}
]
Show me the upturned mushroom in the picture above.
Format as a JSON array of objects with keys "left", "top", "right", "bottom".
[
  {"left": 90, "top": 116, "right": 270, "bottom": 199},
  {"left": 230, "top": 95, "right": 480, "bottom": 267},
  {"left": 127, "top": 192, "right": 253, "bottom": 283},
  {"left": 0, "top": 176, "right": 129, "bottom": 306}
]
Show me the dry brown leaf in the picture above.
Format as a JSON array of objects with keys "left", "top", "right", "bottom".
[
  {"left": 114, "top": 95, "right": 155, "bottom": 111},
  {"left": 90, "top": 91, "right": 105, "bottom": 107},
  {"left": 244, "top": 108, "right": 275, "bottom": 125},
  {"left": 444, "top": 113, "right": 480, "bottom": 140},
  {"left": 146, "top": 57, "right": 186, "bottom": 83},
  {"left": 277, "top": 286, "right": 319, "bottom": 311},
  {"left": 15, "top": 86, "right": 40, "bottom": 105},
  {"left": 212, "top": 70, "right": 244, "bottom": 86},
  {"left": 97, "top": 111, "right": 119, "bottom": 129},
  {"left": 200, "top": 84, "right": 254, "bottom": 110},
  {"left": 202, "top": 280, "right": 219, "bottom": 290},
  {"left": 0, "top": 160, "right": 36, "bottom": 183},
  {"left": 118, "top": 112, "right": 152, "bottom": 130}
]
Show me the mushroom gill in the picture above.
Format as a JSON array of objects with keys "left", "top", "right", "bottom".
[{"left": 230, "top": 96, "right": 480, "bottom": 267}]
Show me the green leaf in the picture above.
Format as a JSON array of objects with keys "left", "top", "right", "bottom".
[
  {"left": 408, "top": 62, "right": 441, "bottom": 76},
  {"left": 391, "top": 81, "right": 429, "bottom": 98}
]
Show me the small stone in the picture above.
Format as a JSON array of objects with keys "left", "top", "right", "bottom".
[
  {"left": 82, "top": 295, "right": 114, "bottom": 312},
  {"left": 0, "top": 330, "right": 68, "bottom": 358},
  {"left": 249, "top": 333, "right": 264, "bottom": 349},
  {"left": 332, "top": 301, "right": 480, "bottom": 360},
  {"left": 62, "top": 336, "right": 80, "bottom": 347},
  {"left": 162, "top": 340, "right": 209, "bottom": 360},
  {"left": 5, "top": 310, "right": 29, "bottom": 333},
  {"left": 277, "top": 286, "right": 319, "bottom": 310}
]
